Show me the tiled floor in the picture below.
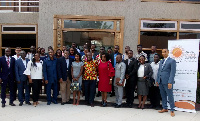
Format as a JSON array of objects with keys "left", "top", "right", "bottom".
[{"left": 0, "top": 95, "right": 199, "bottom": 121}]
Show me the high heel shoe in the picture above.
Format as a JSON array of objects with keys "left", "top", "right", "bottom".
[
  {"left": 138, "top": 104, "right": 141, "bottom": 109},
  {"left": 73, "top": 99, "right": 76, "bottom": 105},
  {"left": 141, "top": 105, "right": 145, "bottom": 110},
  {"left": 103, "top": 101, "right": 107, "bottom": 107},
  {"left": 76, "top": 99, "right": 80, "bottom": 106}
]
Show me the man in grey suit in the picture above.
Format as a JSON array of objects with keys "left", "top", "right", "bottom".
[
  {"left": 114, "top": 55, "right": 126, "bottom": 108},
  {"left": 156, "top": 49, "right": 176, "bottom": 117}
]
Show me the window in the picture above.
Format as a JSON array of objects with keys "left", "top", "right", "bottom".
[
  {"left": 141, "top": 0, "right": 200, "bottom": 3},
  {"left": 139, "top": 19, "right": 200, "bottom": 55}
]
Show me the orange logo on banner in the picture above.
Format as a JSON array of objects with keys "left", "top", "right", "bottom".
[{"left": 172, "top": 48, "right": 182, "bottom": 58}]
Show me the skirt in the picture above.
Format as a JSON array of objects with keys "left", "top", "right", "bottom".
[{"left": 137, "top": 77, "right": 149, "bottom": 96}]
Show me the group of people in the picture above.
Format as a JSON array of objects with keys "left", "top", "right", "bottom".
[{"left": 0, "top": 42, "right": 176, "bottom": 117}]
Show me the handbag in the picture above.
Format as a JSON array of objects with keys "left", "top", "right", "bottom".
[{"left": 70, "top": 82, "right": 80, "bottom": 91}]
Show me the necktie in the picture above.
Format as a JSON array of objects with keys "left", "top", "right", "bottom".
[
  {"left": 7, "top": 57, "right": 10, "bottom": 68},
  {"left": 162, "top": 59, "right": 165, "bottom": 64}
]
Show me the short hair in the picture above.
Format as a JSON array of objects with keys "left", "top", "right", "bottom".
[
  {"left": 48, "top": 46, "right": 53, "bottom": 49},
  {"left": 152, "top": 45, "right": 157, "bottom": 48},
  {"left": 16, "top": 47, "right": 21, "bottom": 50},
  {"left": 75, "top": 53, "right": 82, "bottom": 61},
  {"left": 137, "top": 44, "right": 142, "bottom": 47},
  {"left": 100, "top": 46, "right": 105, "bottom": 49},
  {"left": 108, "top": 47, "right": 112, "bottom": 50},
  {"left": 100, "top": 53, "right": 110, "bottom": 61},
  {"left": 162, "top": 48, "right": 169, "bottom": 51},
  {"left": 139, "top": 55, "right": 145, "bottom": 59},
  {"left": 154, "top": 53, "right": 160, "bottom": 58},
  {"left": 128, "top": 50, "right": 133, "bottom": 53},
  {"left": 91, "top": 44, "right": 96, "bottom": 48}
]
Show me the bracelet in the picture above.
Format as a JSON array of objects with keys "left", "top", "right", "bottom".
[{"left": 110, "top": 79, "right": 112, "bottom": 80}]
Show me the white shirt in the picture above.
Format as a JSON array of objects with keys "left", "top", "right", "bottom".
[
  {"left": 22, "top": 59, "right": 27, "bottom": 68},
  {"left": 12, "top": 55, "right": 21, "bottom": 60},
  {"left": 65, "top": 59, "right": 69, "bottom": 68},
  {"left": 5, "top": 56, "right": 11, "bottom": 67},
  {"left": 150, "top": 61, "right": 160, "bottom": 81},
  {"left": 138, "top": 64, "right": 144, "bottom": 77},
  {"left": 162, "top": 56, "right": 169, "bottom": 68},
  {"left": 24, "top": 61, "right": 43, "bottom": 79}
]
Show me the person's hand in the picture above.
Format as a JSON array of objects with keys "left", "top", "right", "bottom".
[
  {"left": 143, "top": 76, "right": 146, "bottom": 79},
  {"left": 168, "top": 83, "right": 172, "bottom": 89},
  {"left": 156, "top": 82, "right": 159, "bottom": 87},
  {"left": 126, "top": 75, "right": 129, "bottom": 79},
  {"left": 29, "top": 78, "right": 33, "bottom": 83},
  {"left": 59, "top": 78, "right": 63, "bottom": 83},
  {"left": 109, "top": 79, "right": 112, "bottom": 85},
  {"left": 73, "top": 78, "right": 77, "bottom": 81},
  {"left": 0, "top": 79, "right": 2, "bottom": 83},
  {"left": 17, "top": 81, "right": 20, "bottom": 84},
  {"left": 45, "top": 80, "right": 48, "bottom": 84}
]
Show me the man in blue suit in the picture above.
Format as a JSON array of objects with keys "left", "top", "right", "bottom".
[
  {"left": 57, "top": 50, "right": 73, "bottom": 105},
  {"left": 156, "top": 49, "right": 176, "bottom": 117},
  {"left": 43, "top": 49, "right": 58, "bottom": 105},
  {"left": 0, "top": 48, "right": 16, "bottom": 108},
  {"left": 15, "top": 50, "right": 31, "bottom": 106}
]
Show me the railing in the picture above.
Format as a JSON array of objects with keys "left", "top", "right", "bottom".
[{"left": 0, "top": 0, "right": 39, "bottom": 13}]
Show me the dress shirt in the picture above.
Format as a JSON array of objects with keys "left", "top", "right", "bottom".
[
  {"left": 138, "top": 64, "right": 144, "bottom": 77},
  {"left": 150, "top": 61, "right": 160, "bottom": 81}
]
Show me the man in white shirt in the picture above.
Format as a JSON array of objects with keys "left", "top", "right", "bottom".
[
  {"left": 123, "top": 46, "right": 130, "bottom": 61},
  {"left": 149, "top": 54, "right": 161, "bottom": 110},
  {"left": 12, "top": 47, "right": 21, "bottom": 60}
]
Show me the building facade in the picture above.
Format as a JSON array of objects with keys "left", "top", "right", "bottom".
[{"left": 0, "top": 0, "right": 200, "bottom": 55}]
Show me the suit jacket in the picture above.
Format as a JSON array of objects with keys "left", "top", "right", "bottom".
[
  {"left": 0, "top": 56, "right": 15, "bottom": 81},
  {"left": 138, "top": 63, "right": 153, "bottom": 79},
  {"left": 92, "top": 51, "right": 99, "bottom": 60},
  {"left": 114, "top": 62, "right": 126, "bottom": 86},
  {"left": 110, "top": 52, "right": 122, "bottom": 67},
  {"left": 156, "top": 57, "right": 176, "bottom": 84},
  {"left": 57, "top": 57, "right": 73, "bottom": 81},
  {"left": 124, "top": 58, "right": 138, "bottom": 80},
  {"left": 15, "top": 58, "right": 30, "bottom": 82},
  {"left": 43, "top": 57, "right": 57, "bottom": 83}
]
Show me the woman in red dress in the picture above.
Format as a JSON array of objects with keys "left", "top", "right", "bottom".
[{"left": 98, "top": 53, "right": 115, "bottom": 107}]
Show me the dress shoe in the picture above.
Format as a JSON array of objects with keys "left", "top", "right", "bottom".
[
  {"left": 148, "top": 105, "right": 155, "bottom": 109},
  {"left": 2, "top": 103, "right": 5, "bottom": 108},
  {"left": 65, "top": 101, "right": 71, "bottom": 104},
  {"left": 102, "top": 101, "right": 107, "bottom": 107},
  {"left": 19, "top": 102, "right": 23, "bottom": 106},
  {"left": 128, "top": 104, "right": 133, "bottom": 108},
  {"left": 9, "top": 103, "right": 16, "bottom": 106},
  {"left": 61, "top": 102, "right": 65, "bottom": 105},
  {"left": 26, "top": 102, "right": 31, "bottom": 105},
  {"left": 115, "top": 105, "right": 121, "bottom": 108},
  {"left": 158, "top": 109, "right": 168, "bottom": 113},
  {"left": 155, "top": 106, "right": 160, "bottom": 110},
  {"left": 96, "top": 93, "right": 101, "bottom": 97},
  {"left": 52, "top": 100, "right": 58, "bottom": 104},
  {"left": 171, "top": 111, "right": 175, "bottom": 117},
  {"left": 47, "top": 102, "right": 51, "bottom": 105},
  {"left": 90, "top": 103, "right": 94, "bottom": 107},
  {"left": 112, "top": 103, "right": 118, "bottom": 107}
]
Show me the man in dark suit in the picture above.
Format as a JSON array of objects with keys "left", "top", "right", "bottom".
[
  {"left": 124, "top": 50, "right": 138, "bottom": 108},
  {"left": 0, "top": 48, "right": 16, "bottom": 108},
  {"left": 57, "top": 50, "right": 73, "bottom": 105},
  {"left": 15, "top": 50, "right": 31, "bottom": 106},
  {"left": 110, "top": 45, "right": 122, "bottom": 97},
  {"left": 156, "top": 49, "right": 176, "bottom": 117}
]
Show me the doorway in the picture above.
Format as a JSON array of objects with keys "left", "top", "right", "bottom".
[{"left": 53, "top": 15, "right": 124, "bottom": 53}]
